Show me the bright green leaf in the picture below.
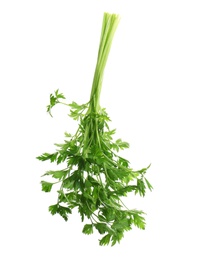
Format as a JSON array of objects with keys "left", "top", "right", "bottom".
[
  {"left": 41, "top": 181, "right": 54, "bottom": 192},
  {"left": 49, "top": 204, "right": 58, "bottom": 215},
  {"left": 82, "top": 224, "right": 93, "bottom": 235},
  {"left": 99, "top": 234, "right": 111, "bottom": 246}
]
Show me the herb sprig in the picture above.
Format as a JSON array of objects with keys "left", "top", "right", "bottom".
[{"left": 37, "top": 12, "right": 152, "bottom": 246}]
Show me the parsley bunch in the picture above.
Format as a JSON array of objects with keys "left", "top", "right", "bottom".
[{"left": 37, "top": 12, "right": 152, "bottom": 246}]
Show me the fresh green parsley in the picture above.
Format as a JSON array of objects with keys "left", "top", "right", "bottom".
[{"left": 37, "top": 12, "right": 152, "bottom": 246}]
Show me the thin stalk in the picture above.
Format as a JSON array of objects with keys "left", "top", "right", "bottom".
[
  {"left": 89, "top": 13, "right": 120, "bottom": 113},
  {"left": 82, "top": 13, "right": 120, "bottom": 156}
]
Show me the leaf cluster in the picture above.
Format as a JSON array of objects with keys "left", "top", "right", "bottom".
[
  {"left": 37, "top": 90, "right": 152, "bottom": 246},
  {"left": 46, "top": 89, "right": 65, "bottom": 116}
]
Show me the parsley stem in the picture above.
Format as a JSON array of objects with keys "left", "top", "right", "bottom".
[
  {"left": 86, "top": 201, "right": 99, "bottom": 223},
  {"left": 119, "top": 198, "right": 130, "bottom": 210},
  {"left": 58, "top": 101, "right": 69, "bottom": 106}
]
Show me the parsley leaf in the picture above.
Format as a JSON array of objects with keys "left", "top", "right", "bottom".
[
  {"left": 82, "top": 224, "right": 93, "bottom": 235},
  {"left": 41, "top": 181, "right": 54, "bottom": 192}
]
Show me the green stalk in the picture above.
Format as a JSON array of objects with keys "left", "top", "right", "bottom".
[
  {"left": 88, "top": 13, "right": 120, "bottom": 114},
  {"left": 83, "top": 13, "right": 120, "bottom": 155}
]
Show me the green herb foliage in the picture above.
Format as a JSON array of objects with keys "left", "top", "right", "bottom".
[{"left": 37, "top": 13, "right": 152, "bottom": 246}]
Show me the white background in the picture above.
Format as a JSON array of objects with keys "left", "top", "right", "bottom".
[{"left": 0, "top": 0, "right": 202, "bottom": 259}]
